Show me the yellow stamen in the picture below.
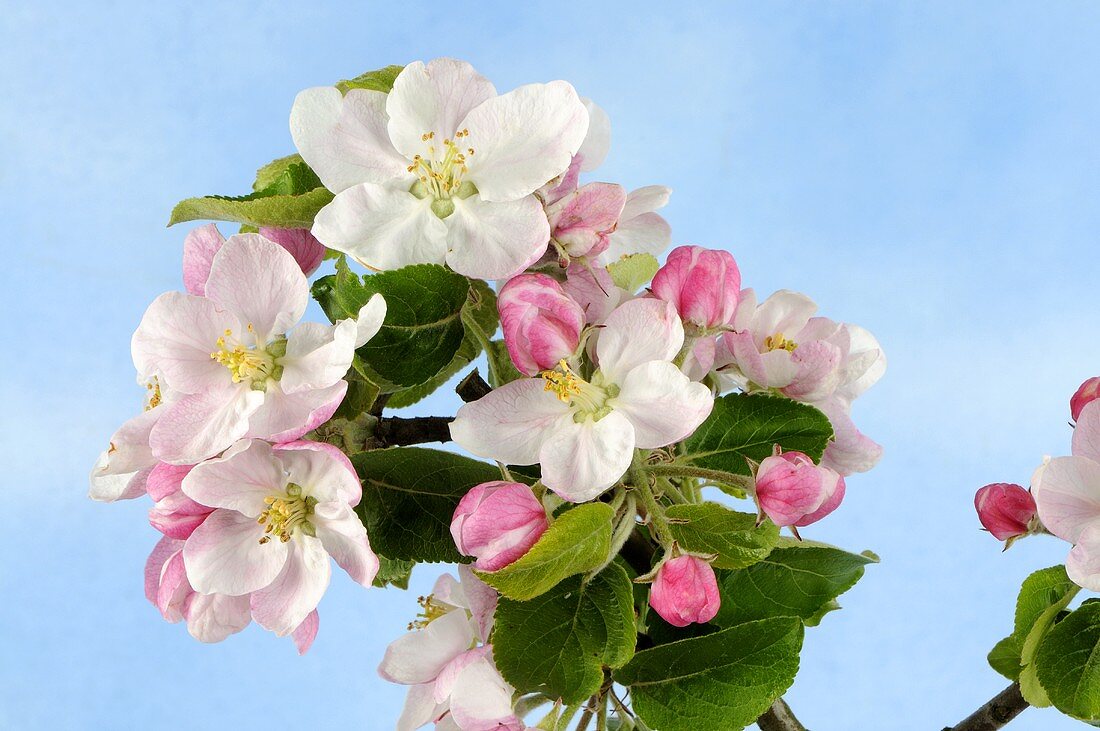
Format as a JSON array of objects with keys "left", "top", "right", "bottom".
[
  {"left": 256, "top": 485, "right": 316, "bottom": 544},
  {"left": 764, "top": 332, "right": 798, "bottom": 352},
  {"left": 540, "top": 359, "right": 583, "bottom": 403},
  {"left": 406, "top": 594, "right": 450, "bottom": 631}
]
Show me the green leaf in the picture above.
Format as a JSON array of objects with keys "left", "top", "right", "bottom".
[
  {"left": 713, "top": 543, "right": 875, "bottom": 626},
  {"left": 988, "top": 635, "right": 1023, "bottom": 681},
  {"left": 331, "top": 371, "right": 381, "bottom": 421},
  {"left": 476, "top": 503, "right": 613, "bottom": 601},
  {"left": 493, "top": 562, "right": 636, "bottom": 704},
  {"left": 606, "top": 253, "right": 659, "bottom": 293},
  {"left": 372, "top": 554, "right": 415, "bottom": 589},
  {"left": 666, "top": 503, "right": 778, "bottom": 570},
  {"left": 1035, "top": 602, "right": 1100, "bottom": 720},
  {"left": 352, "top": 447, "right": 500, "bottom": 563},
  {"left": 169, "top": 160, "right": 330, "bottom": 228},
  {"left": 679, "top": 393, "right": 834, "bottom": 476},
  {"left": 486, "top": 340, "right": 524, "bottom": 387},
  {"left": 1013, "top": 566, "right": 1080, "bottom": 707},
  {"left": 614, "top": 617, "right": 804, "bottom": 731},
  {"left": 253, "top": 153, "right": 306, "bottom": 192},
  {"left": 388, "top": 280, "right": 499, "bottom": 408},
  {"left": 313, "top": 262, "right": 471, "bottom": 388},
  {"left": 336, "top": 65, "right": 404, "bottom": 95}
]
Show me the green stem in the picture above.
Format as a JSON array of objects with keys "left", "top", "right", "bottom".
[
  {"left": 647, "top": 464, "right": 754, "bottom": 492},
  {"left": 654, "top": 476, "right": 688, "bottom": 504},
  {"left": 634, "top": 480, "right": 673, "bottom": 544},
  {"left": 588, "top": 494, "right": 638, "bottom": 579}
]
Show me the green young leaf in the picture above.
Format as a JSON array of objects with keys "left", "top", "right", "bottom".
[
  {"left": 493, "top": 562, "right": 636, "bottom": 704},
  {"left": 614, "top": 617, "right": 804, "bottom": 731},
  {"left": 1013, "top": 566, "right": 1080, "bottom": 707},
  {"left": 606, "top": 253, "right": 659, "bottom": 293},
  {"left": 388, "top": 280, "right": 499, "bottom": 408},
  {"left": 169, "top": 160, "right": 330, "bottom": 228},
  {"left": 713, "top": 542, "right": 875, "bottom": 626},
  {"left": 352, "top": 447, "right": 500, "bottom": 563},
  {"left": 336, "top": 65, "right": 404, "bottom": 95},
  {"left": 476, "top": 503, "right": 614, "bottom": 600},
  {"left": 1034, "top": 602, "right": 1100, "bottom": 720},
  {"left": 313, "top": 262, "right": 471, "bottom": 388},
  {"left": 486, "top": 340, "right": 525, "bottom": 387},
  {"left": 253, "top": 153, "right": 307, "bottom": 192},
  {"left": 988, "top": 635, "right": 1023, "bottom": 681},
  {"left": 666, "top": 503, "right": 779, "bottom": 570},
  {"left": 678, "top": 393, "right": 834, "bottom": 476},
  {"left": 331, "top": 371, "right": 381, "bottom": 422},
  {"left": 372, "top": 554, "right": 415, "bottom": 590}
]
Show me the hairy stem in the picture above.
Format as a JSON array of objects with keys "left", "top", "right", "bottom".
[
  {"left": 756, "top": 698, "right": 809, "bottom": 731},
  {"left": 943, "top": 682, "right": 1027, "bottom": 731},
  {"left": 646, "top": 464, "right": 755, "bottom": 491}
]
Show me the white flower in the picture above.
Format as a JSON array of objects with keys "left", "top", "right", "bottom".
[
  {"left": 451, "top": 298, "right": 713, "bottom": 502},
  {"left": 291, "top": 57, "right": 590, "bottom": 280}
]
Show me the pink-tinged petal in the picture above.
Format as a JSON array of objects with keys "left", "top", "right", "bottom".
[
  {"left": 461, "top": 81, "right": 589, "bottom": 203},
  {"left": 258, "top": 227, "right": 326, "bottom": 276},
  {"left": 397, "top": 683, "right": 447, "bottom": 731},
  {"left": 89, "top": 408, "right": 161, "bottom": 501},
  {"left": 794, "top": 470, "right": 846, "bottom": 527},
  {"left": 974, "top": 483, "right": 1035, "bottom": 541},
  {"left": 204, "top": 234, "right": 309, "bottom": 341},
  {"left": 597, "top": 298, "right": 684, "bottom": 383},
  {"left": 184, "top": 592, "right": 252, "bottom": 643},
  {"left": 448, "top": 653, "right": 521, "bottom": 731},
  {"left": 1074, "top": 401, "right": 1100, "bottom": 464},
  {"left": 245, "top": 380, "right": 348, "bottom": 444},
  {"left": 498, "top": 273, "right": 585, "bottom": 376},
  {"left": 816, "top": 399, "right": 883, "bottom": 476},
  {"left": 182, "top": 224, "right": 226, "bottom": 296},
  {"left": 184, "top": 508, "right": 288, "bottom": 596},
  {"left": 145, "top": 536, "right": 184, "bottom": 605},
  {"left": 614, "top": 361, "right": 714, "bottom": 449},
  {"left": 563, "top": 264, "right": 625, "bottom": 325},
  {"left": 312, "top": 184, "right": 448, "bottom": 271},
  {"left": 649, "top": 555, "right": 721, "bottom": 627},
  {"left": 155, "top": 550, "right": 191, "bottom": 622},
  {"left": 1033, "top": 455, "right": 1100, "bottom": 544},
  {"left": 131, "top": 292, "right": 238, "bottom": 394},
  {"left": 274, "top": 440, "right": 360, "bottom": 504},
  {"left": 313, "top": 503, "right": 379, "bottom": 587},
  {"left": 146, "top": 462, "right": 192, "bottom": 501},
  {"left": 280, "top": 320, "right": 357, "bottom": 393},
  {"left": 378, "top": 609, "right": 475, "bottom": 685},
  {"left": 541, "top": 154, "right": 582, "bottom": 206},
  {"left": 539, "top": 413, "right": 635, "bottom": 502},
  {"left": 781, "top": 340, "right": 843, "bottom": 401},
  {"left": 451, "top": 482, "right": 548, "bottom": 572},
  {"left": 450, "top": 379, "right": 571, "bottom": 465},
  {"left": 149, "top": 384, "right": 264, "bottom": 465},
  {"left": 750, "top": 291, "right": 818, "bottom": 350},
  {"left": 387, "top": 58, "right": 497, "bottom": 160},
  {"left": 446, "top": 194, "right": 550, "bottom": 280},
  {"left": 290, "top": 86, "right": 409, "bottom": 193},
  {"left": 548, "top": 182, "right": 626, "bottom": 258},
  {"left": 835, "top": 324, "right": 886, "bottom": 402},
  {"left": 456, "top": 564, "right": 497, "bottom": 643},
  {"left": 755, "top": 452, "right": 829, "bottom": 527},
  {"left": 599, "top": 185, "right": 672, "bottom": 264},
  {"left": 725, "top": 330, "right": 772, "bottom": 388},
  {"left": 250, "top": 535, "right": 331, "bottom": 636},
  {"left": 433, "top": 646, "right": 490, "bottom": 704},
  {"left": 1072, "top": 378, "right": 1100, "bottom": 423},
  {"left": 682, "top": 335, "right": 717, "bottom": 382},
  {"left": 181, "top": 439, "right": 282, "bottom": 517},
  {"left": 1067, "top": 523, "right": 1100, "bottom": 591},
  {"left": 150, "top": 489, "right": 212, "bottom": 540},
  {"left": 291, "top": 609, "right": 320, "bottom": 654},
  {"left": 577, "top": 97, "right": 610, "bottom": 172},
  {"left": 354, "top": 293, "right": 387, "bottom": 348},
  {"left": 651, "top": 246, "right": 741, "bottom": 329}
]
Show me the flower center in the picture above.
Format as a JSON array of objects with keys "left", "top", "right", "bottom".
[
  {"left": 764, "top": 332, "right": 797, "bottom": 353},
  {"left": 257, "top": 483, "right": 317, "bottom": 544},
  {"left": 210, "top": 327, "right": 287, "bottom": 390},
  {"left": 407, "top": 129, "right": 478, "bottom": 218},
  {"left": 407, "top": 594, "right": 450, "bottom": 631},
  {"left": 539, "top": 360, "right": 618, "bottom": 421}
]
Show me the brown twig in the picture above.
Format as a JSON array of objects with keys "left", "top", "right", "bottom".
[
  {"left": 366, "top": 416, "right": 452, "bottom": 449},
  {"left": 456, "top": 369, "right": 492, "bottom": 402},
  {"left": 757, "top": 698, "right": 809, "bottom": 731},
  {"left": 942, "top": 682, "right": 1027, "bottom": 731}
]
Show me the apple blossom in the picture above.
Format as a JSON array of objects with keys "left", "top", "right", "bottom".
[
  {"left": 180, "top": 438, "right": 378, "bottom": 636},
  {"left": 147, "top": 462, "right": 211, "bottom": 540},
  {"left": 1072, "top": 377, "right": 1100, "bottom": 422},
  {"left": 450, "top": 481, "right": 549, "bottom": 571},
  {"left": 88, "top": 400, "right": 160, "bottom": 502},
  {"left": 292, "top": 57, "right": 589, "bottom": 279},
  {"left": 132, "top": 234, "right": 385, "bottom": 465},
  {"left": 754, "top": 450, "right": 846, "bottom": 528},
  {"left": 651, "top": 245, "right": 741, "bottom": 330},
  {"left": 546, "top": 182, "right": 627, "bottom": 260},
  {"left": 498, "top": 273, "right": 586, "bottom": 376},
  {"left": 974, "top": 483, "right": 1037, "bottom": 541},
  {"left": 562, "top": 263, "right": 627, "bottom": 325},
  {"left": 649, "top": 555, "right": 721, "bottom": 628},
  {"left": 450, "top": 298, "right": 713, "bottom": 502},
  {"left": 183, "top": 224, "right": 325, "bottom": 298},
  {"left": 596, "top": 185, "right": 673, "bottom": 265}
]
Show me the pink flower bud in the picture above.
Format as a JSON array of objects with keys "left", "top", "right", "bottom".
[
  {"left": 1072, "top": 377, "right": 1100, "bottom": 422},
  {"left": 450, "top": 481, "right": 549, "bottom": 571},
  {"left": 258, "top": 227, "right": 326, "bottom": 276},
  {"left": 498, "top": 274, "right": 586, "bottom": 376},
  {"left": 975, "top": 483, "right": 1036, "bottom": 541},
  {"left": 649, "top": 555, "right": 721, "bottom": 627},
  {"left": 755, "top": 451, "right": 844, "bottom": 528},
  {"left": 146, "top": 462, "right": 212, "bottom": 540},
  {"left": 546, "top": 182, "right": 627, "bottom": 259},
  {"left": 651, "top": 246, "right": 741, "bottom": 329}
]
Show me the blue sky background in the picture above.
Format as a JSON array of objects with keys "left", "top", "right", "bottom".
[{"left": 4, "top": 2, "right": 1100, "bottom": 729}]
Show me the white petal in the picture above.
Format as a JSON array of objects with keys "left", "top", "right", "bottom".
[
  {"left": 149, "top": 384, "right": 264, "bottom": 466},
  {"left": 445, "top": 195, "right": 549, "bottom": 280},
  {"left": 396, "top": 683, "right": 447, "bottom": 731},
  {"left": 450, "top": 379, "right": 571, "bottom": 465},
  {"left": 312, "top": 184, "right": 448, "bottom": 271},
  {"left": 354, "top": 293, "right": 387, "bottom": 348},
  {"left": 181, "top": 439, "right": 282, "bottom": 517},
  {"left": 614, "top": 361, "right": 714, "bottom": 449},
  {"left": 181, "top": 223, "right": 226, "bottom": 296},
  {"left": 280, "top": 320, "right": 357, "bottom": 393},
  {"left": 1067, "top": 523, "right": 1100, "bottom": 591},
  {"left": 204, "top": 234, "right": 309, "bottom": 341},
  {"left": 314, "top": 504, "right": 379, "bottom": 587},
  {"left": 836, "top": 323, "right": 886, "bottom": 402},
  {"left": 816, "top": 398, "right": 883, "bottom": 476},
  {"left": 184, "top": 508, "right": 288, "bottom": 596},
  {"left": 456, "top": 564, "right": 497, "bottom": 643},
  {"left": 88, "top": 407, "right": 161, "bottom": 502},
  {"left": 621, "top": 185, "right": 671, "bottom": 221},
  {"left": 386, "top": 59, "right": 497, "bottom": 160},
  {"left": 250, "top": 535, "right": 332, "bottom": 636},
  {"left": 448, "top": 654, "right": 519, "bottom": 730},
  {"left": 539, "top": 413, "right": 635, "bottom": 502},
  {"left": 601, "top": 212, "right": 671, "bottom": 264},
  {"left": 274, "top": 440, "right": 362, "bottom": 505},
  {"left": 1033, "top": 455, "right": 1100, "bottom": 544},
  {"left": 184, "top": 592, "right": 252, "bottom": 643},
  {"left": 244, "top": 380, "right": 347, "bottom": 444},
  {"left": 290, "top": 86, "right": 409, "bottom": 193},
  {"left": 751, "top": 291, "right": 818, "bottom": 350},
  {"left": 131, "top": 292, "right": 238, "bottom": 394},
  {"left": 577, "top": 97, "right": 610, "bottom": 172},
  {"left": 1075, "top": 402, "right": 1100, "bottom": 464},
  {"left": 596, "top": 298, "right": 684, "bottom": 383},
  {"left": 378, "top": 609, "right": 475, "bottom": 685},
  {"left": 462, "top": 81, "right": 589, "bottom": 202}
]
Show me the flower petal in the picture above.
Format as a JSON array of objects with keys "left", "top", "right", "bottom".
[
  {"left": 386, "top": 59, "right": 497, "bottom": 160},
  {"left": 312, "top": 184, "right": 448, "bottom": 271},
  {"left": 378, "top": 609, "right": 475, "bottom": 685},
  {"left": 181, "top": 439, "right": 282, "bottom": 517},
  {"left": 182, "top": 224, "right": 226, "bottom": 296},
  {"left": 184, "top": 591, "right": 252, "bottom": 643},
  {"left": 456, "top": 564, "right": 498, "bottom": 643},
  {"left": 290, "top": 86, "right": 409, "bottom": 193},
  {"left": 149, "top": 384, "right": 264, "bottom": 465},
  {"left": 258, "top": 227, "right": 327, "bottom": 277},
  {"left": 355, "top": 293, "right": 387, "bottom": 348},
  {"left": 614, "top": 361, "right": 714, "bottom": 449},
  {"left": 145, "top": 536, "right": 184, "bottom": 605},
  {"left": 396, "top": 683, "right": 447, "bottom": 731},
  {"left": 1067, "top": 523, "right": 1100, "bottom": 591},
  {"left": 1074, "top": 402, "right": 1100, "bottom": 464},
  {"left": 1033, "top": 455, "right": 1100, "bottom": 543},
  {"left": 462, "top": 81, "right": 589, "bottom": 202},
  {"left": 450, "top": 379, "right": 570, "bottom": 465},
  {"left": 89, "top": 407, "right": 161, "bottom": 502},
  {"left": 291, "top": 610, "right": 319, "bottom": 655},
  {"left": 577, "top": 97, "right": 610, "bottom": 172},
  {"left": 596, "top": 298, "right": 684, "bottom": 383},
  {"left": 750, "top": 290, "right": 817, "bottom": 350},
  {"left": 274, "top": 439, "right": 361, "bottom": 505},
  {"left": 244, "top": 380, "right": 348, "bottom": 444},
  {"left": 835, "top": 323, "right": 886, "bottom": 402},
  {"left": 131, "top": 291, "right": 238, "bottom": 394},
  {"left": 280, "top": 320, "right": 357, "bottom": 393},
  {"left": 781, "top": 340, "right": 843, "bottom": 401},
  {"left": 448, "top": 653, "right": 521, "bottom": 731},
  {"left": 816, "top": 398, "right": 883, "bottom": 476},
  {"left": 250, "top": 535, "right": 332, "bottom": 636},
  {"left": 313, "top": 503, "right": 379, "bottom": 587},
  {"left": 539, "top": 412, "right": 635, "bottom": 502},
  {"left": 184, "top": 508, "right": 288, "bottom": 596},
  {"left": 445, "top": 194, "right": 550, "bottom": 280}
]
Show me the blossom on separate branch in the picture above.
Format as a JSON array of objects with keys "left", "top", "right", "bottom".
[{"left": 974, "top": 483, "right": 1037, "bottom": 542}]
